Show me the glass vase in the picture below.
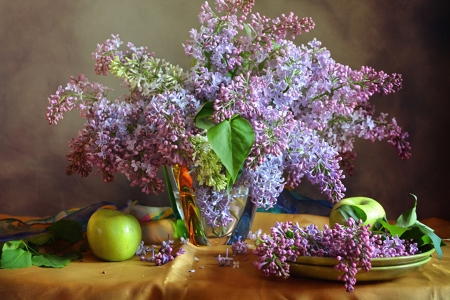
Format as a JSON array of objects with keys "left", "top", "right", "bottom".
[{"left": 168, "top": 164, "right": 256, "bottom": 246}]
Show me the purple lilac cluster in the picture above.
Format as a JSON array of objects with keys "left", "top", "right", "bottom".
[
  {"left": 252, "top": 219, "right": 418, "bottom": 293},
  {"left": 47, "top": 0, "right": 411, "bottom": 228},
  {"left": 193, "top": 184, "right": 234, "bottom": 227},
  {"left": 371, "top": 234, "right": 419, "bottom": 258},
  {"left": 241, "top": 155, "right": 285, "bottom": 209},
  {"left": 48, "top": 38, "right": 199, "bottom": 195},
  {"left": 231, "top": 237, "right": 249, "bottom": 255},
  {"left": 152, "top": 239, "right": 176, "bottom": 266}
]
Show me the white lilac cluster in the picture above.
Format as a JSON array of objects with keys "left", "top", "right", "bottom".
[
  {"left": 252, "top": 219, "right": 418, "bottom": 293},
  {"left": 217, "top": 248, "right": 234, "bottom": 267},
  {"left": 247, "top": 229, "right": 262, "bottom": 240},
  {"left": 47, "top": 0, "right": 410, "bottom": 228}
]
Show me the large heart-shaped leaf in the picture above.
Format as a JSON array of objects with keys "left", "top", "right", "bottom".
[{"left": 207, "top": 116, "right": 255, "bottom": 186}]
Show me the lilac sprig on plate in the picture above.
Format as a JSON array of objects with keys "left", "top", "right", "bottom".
[{"left": 253, "top": 218, "right": 419, "bottom": 293}]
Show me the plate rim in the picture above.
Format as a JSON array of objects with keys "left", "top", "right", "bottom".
[
  {"left": 293, "top": 248, "right": 435, "bottom": 267},
  {"left": 288, "top": 256, "right": 432, "bottom": 282}
]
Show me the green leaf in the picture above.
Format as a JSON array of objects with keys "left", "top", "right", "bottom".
[
  {"left": 375, "top": 194, "right": 445, "bottom": 260},
  {"left": 396, "top": 194, "right": 418, "bottom": 228},
  {"left": 421, "top": 234, "right": 432, "bottom": 246},
  {"left": 397, "top": 222, "right": 445, "bottom": 260},
  {"left": 194, "top": 101, "right": 215, "bottom": 130},
  {"left": 377, "top": 219, "right": 410, "bottom": 237},
  {"left": 163, "top": 166, "right": 182, "bottom": 220},
  {"left": 26, "top": 232, "right": 54, "bottom": 245},
  {"left": 225, "top": 169, "right": 234, "bottom": 194},
  {"left": 415, "top": 222, "right": 444, "bottom": 260},
  {"left": 285, "top": 230, "right": 294, "bottom": 239},
  {"left": 47, "top": 220, "right": 83, "bottom": 244},
  {"left": 32, "top": 250, "right": 81, "bottom": 268},
  {"left": 336, "top": 205, "right": 367, "bottom": 223},
  {"left": 0, "top": 248, "right": 32, "bottom": 269},
  {"left": 32, "top": 254, "right": 71, "bottom": 268},
  {"left": 172, "top": 219, "right": 189, "bottom": 239},
  {"left": 258, "top": 61, "right": 266, "bottom": 72},
  {"left": 207, "top": 116, "right": 255, "bottom": 186},
  {"left": 372, "top": 215, "right": 389, "bottom": 231},
  {"left": 243, "top": 23, "right": 252, "bottom": 37},
  {"left": 2, "top": 240, "right": 24, "bottom": 251}
]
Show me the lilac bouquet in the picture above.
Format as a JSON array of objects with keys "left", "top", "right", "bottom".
[{"left": 47, "top": 0, "right": 410, "bottom": 228}]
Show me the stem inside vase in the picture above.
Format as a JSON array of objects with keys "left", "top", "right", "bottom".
[{"left": 168, "top": 164, "right": 256, "bottom": 246}]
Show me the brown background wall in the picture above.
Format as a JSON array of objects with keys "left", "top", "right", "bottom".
[{"left": 1, "top": 0, "right": 449, "bottom": 220}]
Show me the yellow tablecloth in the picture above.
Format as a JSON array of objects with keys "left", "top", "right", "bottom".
[{"left": 1, "top": 213, "right": 449, "bottom": 300}]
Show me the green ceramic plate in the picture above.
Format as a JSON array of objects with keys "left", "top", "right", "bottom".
[
  {"left": 294, "top": 249, "right": 435, "bottom": 267},
  {"left": 288, "top": 256, "right": 432, "bottom": 282}
]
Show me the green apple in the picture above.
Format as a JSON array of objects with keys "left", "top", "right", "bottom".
[
  {"left": 329, "top": 197, "right": 386, "bottom": 230},
  {"left": 87, "top": 209, "right": 142, "bottom": 262}
]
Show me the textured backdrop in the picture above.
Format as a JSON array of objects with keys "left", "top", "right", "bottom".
[{"left": 1, "top": 0, "right": 449, "bottom": 220}]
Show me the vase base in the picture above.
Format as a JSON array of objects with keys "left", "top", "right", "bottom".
[{"left": 205, "top": 235, "right": 230, "bottom": 246}]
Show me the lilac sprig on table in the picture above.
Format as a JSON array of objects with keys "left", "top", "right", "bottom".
[
  {"left": 153, "top": 239, "right": 176, "bottom": 266},
  {"left": 135, "top": 241, "right": 151, "bottom": 256},
  {"left": 136, "top": 237, "right": 185, "bottom": 266},
  {"left": 252, "top": 218, "right": 419, "bottom": 293},
  {"left": 231, "top": 237, "right": 249, "bottom": 255},
  {"left": 217, "top": 248, "right": 234, "bottom": 267}
]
